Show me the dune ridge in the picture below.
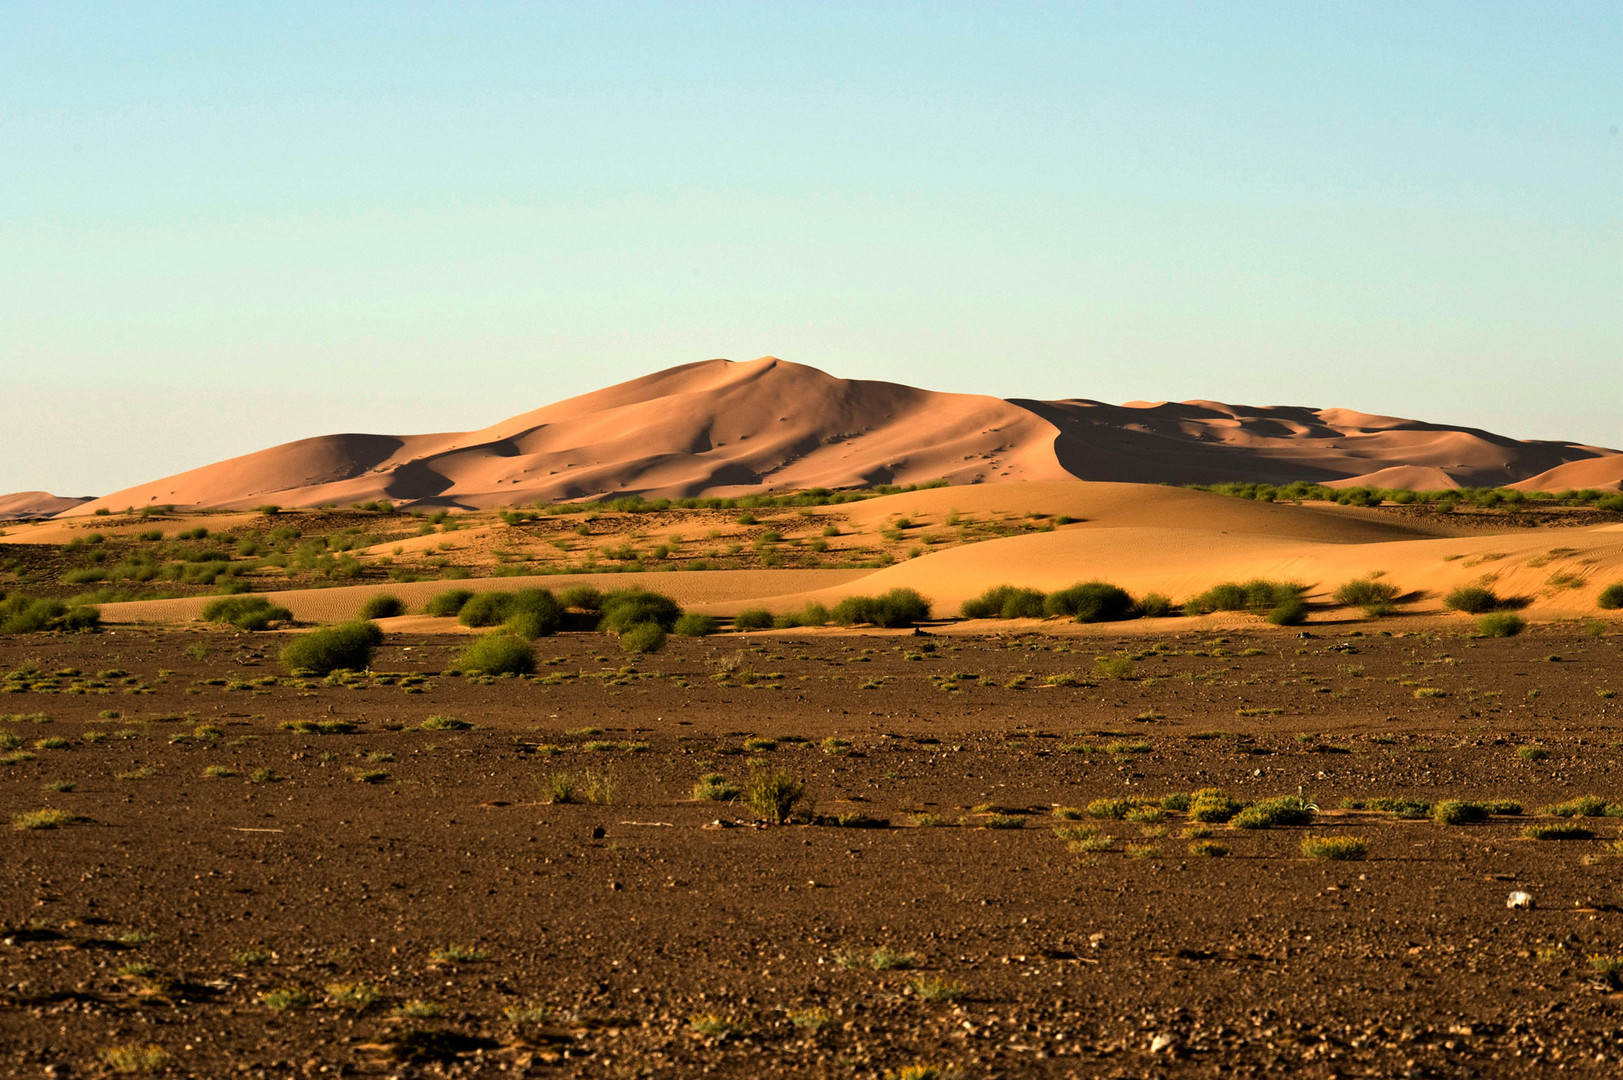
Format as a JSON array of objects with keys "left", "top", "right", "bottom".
[{"left": 31, "top": 357, "right": 1621, "bottom": 518}]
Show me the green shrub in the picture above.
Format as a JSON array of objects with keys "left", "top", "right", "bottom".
[
  {"left": 597, "top": 589, "right": 682, "bottom": 632},
  {"left": 773, "top": 602, "right": 830, "bottom": 628},
  {"left": 1477, "top": 612, "right": 1525, "bottom": 637},
  {"left": 1539, "top": 795, "right": 1610, "bottom": 817},
  {"left": 201, "top": 595, "right": 292, "bottom": 631},
  {"left": 1445, "top": 585, "right": 1502, "bottom": 614},
  {"left": 424, "top": 588, "right": 474, "bottom": 617},
  {"left": 280, "top": 621, "right": 382, "bottom": 674},
  {"left": 1187, "top": 788, "right": 1241, "bottom": 823},
  {"left": 960, "top": 585, "right": 1046, "bottom": 620},
  {"left": 459, "top": 589, "right": 563, "bottom": 636},
  {"left": 831, "top": 588, "right": 931, "bottom": 628},
  {"left": 1043, "top": 581, "right": 1134, "bottom": 622},
  {"left": 1183, "top": 580, "right": 1304, "bottom": 618},
  {"left": 1333, "top": 578, "right": 1401, "bottom": 615},
  {"left": 673, "top": 613, "right": 720, "bottom": 637},
  {"left": 1599, "top": 583, "right": 1623, "bottom": 610},
  {"left": 1133, "top": 592, "right": 1175, "bottom": 618},
  {"left": 1301, "top": 835, "right": 1369, "bottom": 860},
  {"left": 0, "top": 594, "right": 101, "bottom": 635},
  {"left": 1523, "top": 822, "right": 1594, "bottom": 840},
  {"left": 1432, "top": 800, "right": 1490, "bottom": 825},
  {"left": 620, "top": 622, "right": 667, "bottom": 654},
  {"left": 454, "top": 631, "right": 535, "bottom": 675},
  {"left": 1086, "top": 798, "right": 1132, "bottom": 820},
  {"left": 559, "top": 585, "right": 604, "bottom": 611},
  {"left": 1232, "top": 795, "right": 1314, "bottom": 829},
  {"left": 357, "top": 593, "right": 405, "bottom": 620},
  {"left": 733, "top": 608, "right": 775, "bottom": 630},
  {"left": 1265, "top": 595, "right": 1309, "bottom": 625},
  {"left": 742, "top": 761, "right": 807, "bottom": 822}
]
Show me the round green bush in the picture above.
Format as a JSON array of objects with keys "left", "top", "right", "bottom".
[
  {"left": 1598, "top": 582, "right": 1623, "bottom": 610},
  {"left": 830, "top": 588, "right": 932, "bottom": 628},
  {"left": 200, "top": 595, "right": 292, "bottom": 632},
  {"left": 1043, "top": 582, "right": 1134, "bottom": 622},
  {"left": 673, "top": 613, "right": 720, "bottom": 637},
  {"left": 1266, "top": 596, "right": 1309, "bottom": 625},
  {"left": 961, "top": 585, "right": 1046, "bottom": 620},
  {"left": 457, "top": 591, "right": 510, "bottom": 627},
  {"left": 559, "top": 586, "right": 604, "bottom": 611},
  {"left": 1133, "top": 593, "right": 1175, "bottom": 618},
  {"left": 280, "top": 620, "right": 382, "bottom": 674},
  {"left": 1333, "top": 578, "right": 1401, "bottom": 609},
  {"left": 598, "top": 589, "right": 682, "bottom": 633},
  {"left": 733, "top": 608, "right": 775, "bottom": 630},
  {"left": 357, "top": 593, "right": 405, "bottom": 620},
  {"left": 459, "top": 589, "right": 563, "bottom": 636},
  {"left": 424, "top": 588, "right": 474, "bottom": 617},
  {"left": 453, "top": 631, "right": 535, "bottom": 675},
  {"left": 620, "top": 622, "right": 667, "bottom": 654},
  {"left": 1445, "top": 585, "right": 1501, "bottom": 614},
  {"left": 1477, "top": 611, "right": 1525, "bottom": 637}
]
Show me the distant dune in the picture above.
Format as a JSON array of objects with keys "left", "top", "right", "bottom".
[
  {"left": 0, "top": 491, "right": 93, "bottom": 519},
  {"left": 38, "top": 357, "right": 1622, "bottom": 518}
]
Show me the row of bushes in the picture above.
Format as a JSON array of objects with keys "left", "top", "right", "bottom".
[
  {"left": 1193, "top": 481, "right": 1623, "bottom": 512},
  {"left": 959, "top": 579, "right": 1302, "bottom": 624}
]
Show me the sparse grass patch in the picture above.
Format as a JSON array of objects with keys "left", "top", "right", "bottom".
[
  {"left": 1517, "top": 745, "right": 1550, "bottom": 762},
  {"left": 692, "top": 773, "right": 739, "bottom": 801},
  {"left": 1301, "top": 835, "right": 1369, "bottom": 860},
  {"left": 1477, "top": 611, "right": 1525, "bottom": 637},
  {"left": 13, "top": 808, "right": 75, "bottom": 830},
  {"left": 743, "top": 761, "right": 807, "bottom": 822},
  {"left": 430, "top": 944, "right": 490, "bottom": 964},
  {"left": 1232, "top": 795, "right": 1314, "bottom": 829},
  {"left": 910, "top": 975, "right": 967, "bottom": 1001},
  {"left": 260, "top": 986, "right": 314, "bottom": 1011},
  {"left": 1188, "top": 840, "right": 1229, "bottom": 857},
  {"left": 325, "top": 982, "right": 381, "bottom": 1010},
  {"left": 1524, "top": 822, "right": 1595, "bottom": 840},
  {"left": 1188, "top": 788, "right": 1241, "bottom": 823},
  {"left": 99, "top": 1044, "right": 170, "bottom": 1073},
  {"left": 688, "top": 1014, "right": 747, "bottom": 1038}
]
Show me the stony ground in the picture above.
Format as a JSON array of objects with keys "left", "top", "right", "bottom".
[{"left": 2, "top": 621, "right": 1622, "bottom": 1078}]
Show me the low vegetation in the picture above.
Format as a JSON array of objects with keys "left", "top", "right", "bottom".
[
  {"left": 201, "top": 595, "right": 292, "bottom": 631},
  {"left": 279, "top": 620, "right": 382, "bottom": 674},
  {"left": 831, "top": 589, "right": 931, "bottom": 628},
  {"left": 453, "top": 631, "right": 535, "bottom": 675},
  {"left": 1182, "top": 580, "right": 1307, "bottom": 625}
]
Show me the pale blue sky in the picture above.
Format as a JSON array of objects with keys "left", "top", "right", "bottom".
[{"left": 3, "top": 2, "right": 1619, "bottom": 495}]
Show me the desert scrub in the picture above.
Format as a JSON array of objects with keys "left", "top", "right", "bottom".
[
  {"left": 260, "top": 986, "right": 314, "bottom": 1011},
  {"left": 1333, "top": 576, "right": 1402, "bottom": 616},
  {"left": 1599, "top": 582, "right": 1623, "bottom": 609},
  {"left": 430, "top": 944, "right": 490, "bottom": 964},
  {"left": 357, "top": 593, "right": 406, "bottom": 619},
  {"left": 743, "top": 761, "right": 807, "bottom": 822},
  {"left": 836, "top": 947, "right": 919, "bottom": 971},
  {"left": 279, "top": 620, "right": 382, "bottom": 675},
  {"left": 883, "top": 1067, "right": 964, "bottom": 1080},
  {"left": 596, "top": 588, "right": 682, "bottom": 632},
  {"left": 960, "top": 585, "right": 1046, "bottom": 620},
  {"left": 0, "top": 593, "right": 101, "bottom": 634},
  {"left": 453, "top": 631, "right": 535, "bottom": 675},
  {"left": 324, "top": 982, "right": 381, "bottom": 1010},
  {"left": 688, "top": 1014, "right": 747, "bottom": 1038},
  {"left": 1188, "top": 840, "right": 1229, "bottom": 857},
  {"left": 672, "top": 613, "right": 719, "bottom": 637},
  {"left": 1431, "top": 800, "right": 1491, "bottom": 825},
  {"left": 201, "top": 595, "right": 293, "bottom": 631},
  {"left": 982, "top": 814, "right": 1026, "bottom": 829},
  {"left": 1087, "top": 798, "right": 1133, "bottom": 820},
  {"left": 13, "top": 808, "right": 75, "bottom": 830},
  {"left": 1444, "top": 585, "right": 1503, "bottom": 614},
  {"left": 420, "top": 715, "right": 471, "bottom": 730},
  {"left": 99, "top": 1044, "right": 170, "bottom": 1073},
  {"left": 790, "top": 1007, "right": 834, "bottom": 1031},
  {"left": 831, "top": 588, "right": 931, "bottom": 628},
  {"left": 910, "top": 975, "right": 967, "bottom": 1001},
  {"left": 1517, "top": 745, "right": 1550, "bottom": 762},
  {"left": 1187, "top": 788, "right": 1241, "bottom": 823},
  {"left": 423, "top": 588, "right": 474, "bottom": 616},
  {"left": 619, "top": 621, "right": 667, "bottom": 654},
  {"left": 733, "top": 607, "right": 775, "bottom": 630},
  {"left": 1476, "top": 611, "right": 1525, "bottom": 637},
  {"left": 1301, "top": 835, "right": 1369, "bottom": 860},
  {"left": 1183, "top": 579, "right": 1305, "bottom": 624},
  {"left": 1523, "top": 822, "right": 1595, "bottom": 840},
  {"left": 1231, "top": 795, "right": 1314, "bottom": 829},
  {"left": 692, "top": 773, "right": 739, "bottom": 801},
  {"left": 1043, "top": 581, "right": 1135, "bottom": 622},
  {"left": 1539, "top": 795, "right": 1612, "bottom": 817}
]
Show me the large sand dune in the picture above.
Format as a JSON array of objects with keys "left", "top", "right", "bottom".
[{"left": 42, "top": 357, "right": 1623, "bottom": 518}]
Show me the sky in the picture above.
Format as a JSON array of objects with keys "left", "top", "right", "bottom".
[{"left": 3, "top": 1, "right": 1619, "bottom": 496}]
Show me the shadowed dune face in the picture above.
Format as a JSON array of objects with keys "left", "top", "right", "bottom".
[
  {"left": 39, "top": 356, "right": 1622, "bottom": 517},
  {"left": 0, "top": 491, "right": 92, "bottom": 519}
]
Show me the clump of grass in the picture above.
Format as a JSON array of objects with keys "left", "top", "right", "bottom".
[
  {"left": 1188, "top": 840, "right": 1229, "bottom": 857},
  {"left": 910, "top": 975, "right": 967, "bottom": 1001},
  {"left": 1044, "top": 581, "right": 1135, "bottom": 622},
  {"left": 733, "top": 608, "right": 775, "bottom": 630},
  {"left": 393, "top": 999, "right": 442, "bottom": 1018},
  {"left": 1232, "top": 795, "right": 1314, "bottom": 830},
  {"left": 357, "top": 593, "right": 406, "bottom": 620},
  {"left": 1187, "top": 788, "right": 1241, "bottom": 823},
  {"left": 983, "top": 814, "right": 1026, "bottom": 830},
  {"left": 1476, "top": 611, "right": 1525, "bottom": 637},
  {"left": 279, "top": 620, "right": 382, "bottom": 675},
  {"left": 1445, "top": 585, "right": 1503, "bottom": 614},
  {"left": 1069, "top": 833, "right": 1115, "bottom": 853},
  {"left": 421, "top": 715, "right": 471, "bottom": 731},
  {"left": 453, "top": 631, "right": 535, "bottom": 675},
  {"left": 1051, "top": 806, "right": 1084, "bottom": 820},
  {"left": 232, "top": 949, "right": 271, "bottom": 966},
  {"left": 688, "top": 1014, "right": 747, "bottom": 1038},
  {"left": 790, "top": 1007, "right": 833, "bottom": 1030},
  {"left": 692, "top": 773, "right": 739, "bottom": 801},
  {"left": 503, "top": 1003, "right": 552, "bottom": 1023},
  {"left": 908, "top": 813, "right": 949, "bottom": 827},
  {"left": 325, "top": 982, "right": 381, "bottom": 1010},
  {"left": 13, "top": 808, "right": 76, "bottom": 830},
  {"left": 42, "top": 779, "right": 75, "bottom": 792},
  {"left": 1301, "top": 835, "right": 1369, "bottom": 860},
  {"left": 1598, "top": 582, "right": 1623, "bottom": 609},
  {"left": 960, "top": 585, "right": 1046, "bottom": 620},
  {"left": 1540, "top": 795, "right": 1611, "bottom": 817},
  {"left": 867, "top": 947, "right": 919, "bottom": 970},
  {"left": 673, "top": 613, "right": 720, "bottom": 637},
  {"left": 1432, "top": 800, "right": 1490, "bottom": 825},
  {"left": 831, "top": 588, "right": 931, "bottom": 628},
  {"left": 1334, "top": 577, "right": 1402, "bottom": 616},
  {"left": 260, "top": 986, "right": 314, "bottom": 1011},
  {"left": 1184, "top": 579, "right": 1306, "bottom": 624},
  {"left": 203, "top": 764, "right": 237, "bottom": 778},
  {"left": 1087, "top": 798, "right": 1132, "bottom": 820},
  {"left": 1517, "top": 745, "right": 1550, "bottom": 762},
  {"left": 430, "top": 944, "right": 490, "bottom": 964},
  {"left": 883, "top": 1066, "right": 964, "bottom": 1080},
  {"left": 743, "top": 736, "right": 778, "bottom": 752},
  {"left": 99, "top": 1044, "right": 170, "bottom": 1073},
  {"left": 619, "top": 621, "right": 667, "bottom": 654},
  {"left": 1524, "top": 822, "right": 1595, "bottom": 840},
  {"left": 423, "top": 588, "right": 474, "bottom": 617},
  {"left": 742, "top": 761, "right": 807, "bottom": 822},
  {"left": 821, "top": 737, "right": 852, "bottom": 755}
]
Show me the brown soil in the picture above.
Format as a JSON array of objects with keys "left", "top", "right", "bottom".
[{"left": 3, "top": 623, "right": 1623, "bottom": 1078}]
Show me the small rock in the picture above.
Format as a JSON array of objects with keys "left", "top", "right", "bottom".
[
  {"left": 590, "top": 826, "right": 605, "bottom": 840},
  {"left": 1507, "top": 891, "right": 1535, "bottom": 910},
  {"left": 1150, "top": 1033, "right": 1177, "bottom": 1054}
]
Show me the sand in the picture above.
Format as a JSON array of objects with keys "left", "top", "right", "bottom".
[{"left": 42, "top": 357, "right": 1618, "bottom": 518}]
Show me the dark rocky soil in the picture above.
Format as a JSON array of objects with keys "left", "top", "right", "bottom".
[{"left": 3, "top": 623, "right": 1622, "bottom": 1078}]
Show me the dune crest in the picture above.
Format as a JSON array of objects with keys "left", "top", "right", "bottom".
[{"left": 49, "top": 357, "right": 1620, "bottom": 517}]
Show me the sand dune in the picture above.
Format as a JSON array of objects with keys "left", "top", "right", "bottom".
[
  {"left": 52, "top": 357, "right": 1620, "bottom": 518},
  {"left": 1510, "top": 454, "right": 1623, "bottom": 493},
  {"left": 0, "top": 491, "right": 93, "bottom": 519}
]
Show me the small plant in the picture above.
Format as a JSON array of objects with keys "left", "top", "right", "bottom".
[
  {"left": 1187, "top": 788, "right": 1241, "bottom": 823},
  {"left": 280, "top": 620, "right": 382, "bottom": 675},
  {"left": 233, "top": 949, "right": 271, "bottom": 966},
  {"left": 1334, "top": 577, "right": 1402, "bottom": 615},
  {"left": 673, "top": 613, "right": 720, "bottom": 637},
  {"left": 743, "top": 736, "right": 778, "bottom": 752},
  {"left": 1432, "top": 800, "right": 1490, "bottom": 825},
  {"left": 1232, "top": 795, "right": 1314, "bottom": 829},
  {"left": 201, "top": 595, "right": 293, "bottom": 631},
  {"left": 421, "top": 715, "right": 471, "bottom": 731},
  {"left": 100, "top": 1044, "right": 170, "bottom": 1073},
  {"left": 424, "top": 588, "right": 474, "bottom": 617},
  {"left": 692, "top": 773, "right": 739, "bottom": 801},
  {"left": 325, "top": 982, "right": 381, "bottom": 1010},
  {"left": 204, "top": 764, "right": 238, "bottom": 778},
  {"left": 1188, "top": 840, "right": 1229, "bottom": 857},
  {"left": 790, "top": 1007, "right": 833, "bottom": 1030},
  {"left": 743, "top": 761, "right": 807, "bottom": 822},
  {"left": 619, "top": 622, "right": 667, "bottom": 654},
  {"left": 1445, "top": 585, "right": 1502, "bottom": 614},
  {"left": 1301, "top": 835, "right": 1369, "bottom": 860},
  {"left": 983, "top": 814, "right": 1026, "bottom": 830},
  {"left": 13, "top": 808, "right": 75, "bottom": 830},
  {"left": 260, "top": 986, "right": 314, "bottom": 1011},
  {"left": 357, "top": 593, "right": 406, "bottom": 620},
  {"left": 868, "top": 947, "right": 920, "bottom": 970},
  {"left": 430, "top": 944, "right": 490, "bottom": 964},
  {"left": 1523, "top": 823, "right": 1594, "bottom": 840},
  {"left": 544, "top": 772, "right": 576, "bottom": 803},
  {"left": 393, "top": 999, "right": 442, "bottom": 1018},
  {"left": 1540, "top": 795, "right": 1610, "bottom": 817},
  {"left": 1087, "top": 798, "right": 1132, "bottom": 820},
  {"left": 883, "top": 1065, "right": 964, "bottom": 1080},
  {"left": 42, "top": 780, "right": 75, "bottom": 792},
  {"left": 1476, "top": 611, "right": 1525, "bottom": 637},
  {"left": 910, "top": 975, "right": 967, "bottom": 1001},
  {"left": 1517, "top": 745, "right": 1550, "bottom": 762},
  {"left": 733, "top": 608, "right": 775, "bottom": 630},
  {"left": 689, "top": 1014, "right": 746, "bottom": 1038},
  {"left": 1596, "top": 582, "right": 1623, "bottom": 609},
  {"left": 454, "top": 631, "right": 535, "bottom": 675}
]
